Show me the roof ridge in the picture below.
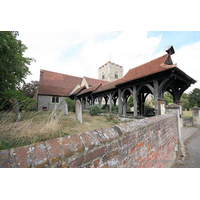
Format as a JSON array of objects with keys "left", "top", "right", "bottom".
[
  {"left": 128, "top": 54, "right": 168, "bottom": 71},
  {"left": 40, "top": 69, "right": 83, "bottom": 79}
]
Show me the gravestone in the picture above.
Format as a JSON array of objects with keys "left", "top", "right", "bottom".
[
  {"left": 62, "top": 102, "right": 68, "bottom": 116},
  {"left": 13, "top": 98, "right": 21, "bottom": 121},
  {"left": 75, "top": 100, "right": 82, "bottom": 123}
]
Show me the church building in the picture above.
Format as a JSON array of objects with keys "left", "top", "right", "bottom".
[
  {"left": 37, "top": 46, "right": 196, "bottom": 117},
  {"left": 37, "top": 61, "right": 123, "bottom": 111}
]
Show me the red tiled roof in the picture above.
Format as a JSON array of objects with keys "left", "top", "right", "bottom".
[
  {"left": 38, "top": 70, "right": 83, "bottom": 96},
  {"left": 70, "top": 85, "right": 86, "bottom": 96},
  {"left": 38, "top": 85, "right": 72, "bottom": 96},
  {"left": 93, "top": 79, "right": 121, "bottom": 94},
  {"left": 94, "top": 54, "right": 173, "bottom": 93},
  {"left": 84, "top": 76, "right": 109, "bottom": 86},
  {"left": 78, "top": 83, "right": 102, "bottom": 96},
  {"left": 40, "top": 70, "right": 83, "bottom": 87},
  {"left": 117, "top": 54, "right": 172, "bottom": 85}
]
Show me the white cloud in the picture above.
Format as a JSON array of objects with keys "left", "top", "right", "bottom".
[
  {"left": 79, "top": 31, "right": 162, "bottom": 78},
  {"left": 172, "top": 41, "right": 200, "bottom": 93},
  {"left": 19, "top": 31, "right": 162, "bottom": 82},
  {"left": 18, "top": 31, "right": 199, "bottom": 94}
]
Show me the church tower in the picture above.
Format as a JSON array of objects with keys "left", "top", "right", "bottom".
[{"left": 98, "top": 61, "right": 123, "bottom": 82}]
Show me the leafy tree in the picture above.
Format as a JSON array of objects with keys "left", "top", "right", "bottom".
[
  {"left": 164, "top": 91, "right": 173, "bottom": 105},
  {"left": 0, "top": 31, "right": 35, "bottom": 99},
  {"left": 127, "top": 95, "right": 133, "bottom": 108},
  {"left": 180, "top": 93, "right": 190, "bottom": 110},
  {"left": 65, "top": 97, "right": 75, "bottom": 112},
  {"left": 22, "top": 80, "right": 39, "bottom": 98},
  {"left": 188, "top": 88, "right": 200, "bottom": 107}
]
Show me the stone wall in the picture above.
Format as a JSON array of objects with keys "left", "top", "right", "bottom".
[
  {"left": 0, "top": 114, "right": 178, "bottom": 168},
  {"left": 38, "top": 95, "right": 66, "bottom": 111},
  {"left": 181, "top": 118, "right": 193, "bottom": 127}
]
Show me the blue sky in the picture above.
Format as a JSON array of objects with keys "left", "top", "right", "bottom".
[{"left": 147, "top": 31, "right": 200, "bottom": 53}]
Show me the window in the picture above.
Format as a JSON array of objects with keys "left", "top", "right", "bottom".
[
  {"left": 52, "top": 96, "right": 59, "bottom": 103},
  {"left": 115, "top": 72, "right": 118, "bottom": 79},
  {"left": 102, "top": 72, "right": 105, "bottom": 80}
]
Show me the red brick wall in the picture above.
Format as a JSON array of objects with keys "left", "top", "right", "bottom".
[{"left": 0, "top": 114, "right": 178, "bottom": 168}]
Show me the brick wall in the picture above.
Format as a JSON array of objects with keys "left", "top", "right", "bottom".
[{"left": 0, "top": 114, "right": 178, "bottom": 168}]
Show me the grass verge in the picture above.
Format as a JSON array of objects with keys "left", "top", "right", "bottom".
[
  {"left": 181, "top": 111, "right": 193, "bottom": 118},
  {"left": 0, "top": 110, "right": 121, "bottom": 150}
]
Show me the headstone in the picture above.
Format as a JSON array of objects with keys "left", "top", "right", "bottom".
[
  {"left": 62, "top": 102, "right": 68, "bottom": 116},
  {"left": 75, "top": 100, "right": 82, "bottom": 123},
  {"left": 13, "top": 98, "right": 21, "bottom": 121}
]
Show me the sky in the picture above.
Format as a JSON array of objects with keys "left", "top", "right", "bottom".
[{"left": 18, "top": 31, "right": 200, "bottom": 93}]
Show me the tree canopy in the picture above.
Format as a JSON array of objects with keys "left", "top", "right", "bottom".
[
  {"left": 188, "top": 88, "right": 200, "bottom": 107},
  {"left": 0, "top": 31, "right": 35, "bottom": 99},
  {"left": 22, "top": 80, "right": 39, "bottom": 98}
]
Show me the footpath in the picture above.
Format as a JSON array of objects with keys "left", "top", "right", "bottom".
[{"left": 171, "top": 127, "right": 200, "bottom": 168}]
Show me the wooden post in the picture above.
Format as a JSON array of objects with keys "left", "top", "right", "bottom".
[
  {"left": 153, "top": 80, "right": 159, "bottom": 116},
  {"left": 85, "top": 96, "right": 89, "bottom": 109},
  {"left": 133, "top": 85, "right": 137, "bottom": 117},
  {"left": 118, "top": 89, "right": 122, "bottom": 115},
  {"left": 109, "top": 93, "right": 112, "bottom": 113}
]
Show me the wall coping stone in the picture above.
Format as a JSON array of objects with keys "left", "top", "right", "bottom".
[
  {"left": 192, "top": 107, "right": 200, "bottom": 110},
  {"left": 166, "top": 103, "right": 180, "bottom": 109},
  {"left": 0, "top": 113, "right": 176, "bottom": 168}
]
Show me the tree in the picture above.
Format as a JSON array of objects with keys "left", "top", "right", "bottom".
[
  {"left": 164, "top": 91, "right": 173, "bottom": 105},
  {"left": 65, "top": 97, "right": 75, "bottom": 112},
  {"left": 180, "top": 93, "right": 190, "bottom": 110},
  {"left": 22, "top": 80, "right": 39, "bottom": 98},
  {"left": 127, "top": 95, "right": 133, "bottom": 109},
  {"left": 188, "top": 88, "right": 200, "bottom": 107},
  {"left": 0, "top": 31, "right": 35, "bottom": 99}
]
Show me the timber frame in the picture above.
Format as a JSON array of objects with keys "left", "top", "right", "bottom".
[{"left": 76, "top": 47, "right": 196, "bottom": 117}]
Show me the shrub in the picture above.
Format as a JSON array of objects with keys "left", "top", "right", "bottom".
[
  {"left": 89, "top": 105, "right": 102, "bottom": 116},
  {"left": 101, "top": 104, "right": 108, "bottom": 110},
  {"left": 101, "top": 104, "right": 118, "bottom": 113},
  {"left": 65, "top": 97, "right": 75, "bottom": 112}
]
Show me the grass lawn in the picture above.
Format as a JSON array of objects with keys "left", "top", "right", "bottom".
[
  {"left": 181, "top": 110, "right": 193, "bottom": 118},
  {"left": 0, "top": 110, "right": 121, "bottom": 150}
]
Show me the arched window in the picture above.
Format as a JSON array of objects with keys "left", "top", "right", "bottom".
[
  {"left": 52, "top": 96, "right": 59, "bottom": 103},
  {"left": 115, "top": 72, "right": 118, "bottom": 79},
  {"left": 102, "top": 72, "right": 105, "bottom": 80}
]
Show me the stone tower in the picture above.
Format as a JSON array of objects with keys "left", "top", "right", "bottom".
[{"left": 98, "top": 61, "right": 123, "bottom": 82}]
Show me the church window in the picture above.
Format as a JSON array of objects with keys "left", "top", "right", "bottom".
[
  {"left": 115, "top": 72, "right": 118, "bottom": 79},
  {"left": 102, "top": 72, "right": 105, "bottom": 79},
  {"left": 52, "top": 96, "right": 59, "bottom": 103}
]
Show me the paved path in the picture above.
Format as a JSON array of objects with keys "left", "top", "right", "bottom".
[{"left": 171, "top": 128, "right": 200, "bottom": 168}]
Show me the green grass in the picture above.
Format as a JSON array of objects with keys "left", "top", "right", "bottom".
[
  {"left": 181, "top": 110, "right": 193, "bottom": 118},
  {"left": 0, "top": 110, "right": 121, "bottom": 150}
]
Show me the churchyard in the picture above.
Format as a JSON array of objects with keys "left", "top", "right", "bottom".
[
  {"left": 182, "top": 110, "right": 192, "bottom": 118},
  {"left": 0, "top": 110, "right": 121, "bottom": 150}
]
